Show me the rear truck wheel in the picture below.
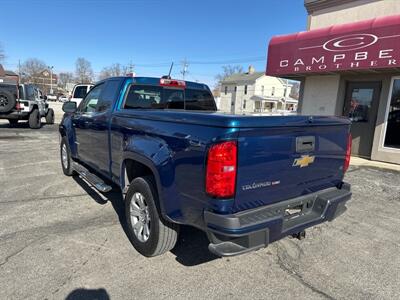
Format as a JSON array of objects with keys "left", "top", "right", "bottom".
[
  {"left": 28, "top": 108, "right": 41, "bottom": 129},
  {"left": 60, "top": 136, "right": 75, "bottom": 176},
  {"left": 0, "top": 91, "right": 16, "bottom": 113},
  {"left": 8, "top": 119, "right": 18, "bottom": 127},
  {"left": 125, "top": 176, "right": 179, "bottom": 257},
  {"left": 45, "top": 108, "right": 55, "bottom": 124}
]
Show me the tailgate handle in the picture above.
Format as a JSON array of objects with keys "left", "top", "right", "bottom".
[{"left": 296, "top": 136, "right": 315, "bottom": 152}]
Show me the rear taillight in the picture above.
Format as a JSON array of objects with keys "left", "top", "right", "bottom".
[
  {"left": 344, "top": 133, "right": 352, "bottom": 173},
  {"left": 206, "top": 141, "right": 237, "bottom": 198},
  {"left": 15, "top": 102, "right": 22, "bottom": 110}
]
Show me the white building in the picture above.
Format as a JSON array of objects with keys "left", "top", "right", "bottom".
[{"left": 219, "top": 66, "right": 297, "bottom": 114}]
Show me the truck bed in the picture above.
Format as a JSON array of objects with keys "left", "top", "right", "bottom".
[{"left": 111, "top": 109, "right": 350, "bottom": 216}]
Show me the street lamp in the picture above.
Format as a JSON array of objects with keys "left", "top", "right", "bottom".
[{"left": 48, "top": 66, "right": 54, "bottom": 94}]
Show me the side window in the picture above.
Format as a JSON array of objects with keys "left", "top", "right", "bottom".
[
  {"left": 185, "top": 89, "right": 216, "bottom": 111},
  {"left": 96, "top": 80, "right": 121, "bottom": 112},
  {"left": 79, "top": 84, "right": 104, "bottom": 113},
  {"left": 18, "top": 86, "right": 24, "bottom": 99},
  {"left": 26, "top": 85, "right": 35, "bottom": 100},
  {"left": 162, "top": 88, "right": 184, "bottom": 109},
  {"left": 124, "top": 85, "right": 162, "bottom": 109}
]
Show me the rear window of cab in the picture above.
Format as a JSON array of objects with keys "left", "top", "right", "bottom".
[{"left": 123, "top": 84, "right": 216, "bottom": 111}]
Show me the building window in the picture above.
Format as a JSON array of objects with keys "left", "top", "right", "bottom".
[
  {"left": 244, "top": 85, "right": 248, "bottom": 95},
  {"left": 348, "top": 88, "right": 374, "bottom": 122},
  {"left": 224, "top": 86, "right": 227, "bottom": 95},
  {"left": 271, "top": 87, "right": 275, "bottom": 96},
  {"left": 384, "top": 78, "right": 400, "bottom": 149},
  {"left": 261, "top": 86, "right": 264, "bottom": 95},
  {"left": 243, "top": 100, "right": 246, "bottom": 109}
]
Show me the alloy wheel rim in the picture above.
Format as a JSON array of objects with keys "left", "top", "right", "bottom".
[
  {"left": 61, "top": 144, "right": 68, "bottom": 169},
  {"left": 0, "top": 96, "right": 8, "bottom": 107},
  {"left": 130, "top": 192, "right": 151, "bottom": 242}
]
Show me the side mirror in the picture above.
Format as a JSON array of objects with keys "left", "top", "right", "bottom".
[{"left": 62, "top": 101, "right": 77, "bottom": 113}]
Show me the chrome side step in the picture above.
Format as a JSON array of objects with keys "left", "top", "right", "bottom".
[{"left": 72, "top": 162, "right": 112, "bottom": 193}]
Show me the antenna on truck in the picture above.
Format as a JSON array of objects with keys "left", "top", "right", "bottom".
[
  {"left": 167, "top": 62, "right": 174, "bottom": 79},
  {"left": 161, "top": 62, "right": 174, "bottom": 80}
]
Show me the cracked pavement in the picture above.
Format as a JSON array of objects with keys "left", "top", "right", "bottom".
[{"left": 0, "top": 121, "right": 399, "bottom": 299}]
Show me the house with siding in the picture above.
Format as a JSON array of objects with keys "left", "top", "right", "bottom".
[{"left": 219, "top": 66, "right": 297, "bottom": 114}]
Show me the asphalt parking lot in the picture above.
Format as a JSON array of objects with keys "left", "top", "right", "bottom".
[{"left": 0, "top": 115, "right": 399, "bottom": 299}]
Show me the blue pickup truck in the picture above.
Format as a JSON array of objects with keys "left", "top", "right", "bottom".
[{"left": 59, "top": 76, "right": 352, "bottom": 257}]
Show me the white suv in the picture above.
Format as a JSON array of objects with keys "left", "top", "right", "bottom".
[{"left": 70, "top": 84, "right": 93, "bottom": 106}]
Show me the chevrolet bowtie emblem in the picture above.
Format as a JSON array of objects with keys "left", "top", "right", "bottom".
[{"left": 293, "top": 155, "right": 315, "bottom": 168}]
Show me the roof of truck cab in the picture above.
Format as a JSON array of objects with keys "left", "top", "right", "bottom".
[{"left": 103, "top": 76, "right": 210, "bottom": 90}]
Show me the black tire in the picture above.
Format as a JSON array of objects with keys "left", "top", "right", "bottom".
[
  {"left": 8, "top": 119, "right": 18, "bottom": 127},
  {"left": 0, "top": 91, "right": 16, "bottom": 113},
  {"left": 28, "top": 109, "right": 41, "bottom": 129},
  {"left": 60, "top": 136, "right": 75, "bottom": 176},
  {"left": 45, "top": 108, "right": 55, "bottom": 124},
  {"left": 125, "top": 176, "right": 179, "bottom": 257}
]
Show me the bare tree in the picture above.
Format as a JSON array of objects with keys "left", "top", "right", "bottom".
[
  {"left": 58, "top": 72, "right": 74, "bottom": 89},
  {"left": 99, "top": 63, "right": 129, "bottom": 80},
  {"left": 20, "top": 58, "right": 47, "bottom": 84},
  {"left": 75, "top": 57, "right": 93, "bottom": 83},
  {"left": 214, "top": 65, "right": 243, "bottom": 93},
  {"left": 215, "top": 65, "right": 243, "bottom": 84}
]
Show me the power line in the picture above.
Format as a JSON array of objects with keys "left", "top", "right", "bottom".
[
  {"left": 125, "top": 56, "right": 266, "bottom": 68},
  {"left": 189, "top": 56, "right": 266, "bottom": 65}
]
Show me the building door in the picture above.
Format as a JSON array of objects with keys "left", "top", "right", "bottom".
[{"left": 343, "top": 81, "right": 381, "bottom": 158}]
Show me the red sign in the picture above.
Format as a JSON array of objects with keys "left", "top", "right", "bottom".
[{"left": 266, "top": 14, "right": 400, "bottom": 76}]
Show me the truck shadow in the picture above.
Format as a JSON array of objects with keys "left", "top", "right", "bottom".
[
  {"left": 0, "top": 122, "right": 30, "bottom": 128},
  {"left": 72, "top": 176, "right": 219, "bottom": 266},
  {"left": 0, "top": 122, "right": 56, "bottom": 129},
  {"left": 65, "top": 287, "right": 110, "bottom": 300}
]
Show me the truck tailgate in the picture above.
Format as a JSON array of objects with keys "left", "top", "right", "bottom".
[{"left": 234, "top": 117, "right": 350, "bottom": 212}]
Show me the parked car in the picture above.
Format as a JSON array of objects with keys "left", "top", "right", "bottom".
[
  {"left": 47, "top": 94, "right": 58, "bottom": 101},
  {"left": 58, "top": 95, "right": 69, "bottom": 102},
  {"left": 70, "top": 83, "right": 93, "bottom": 106},
  {"left": 0, "top": 78, "right": 54, "bottom": 128},
  {"left": 59, "top": 76, "right": 352, "bottom": 257}
]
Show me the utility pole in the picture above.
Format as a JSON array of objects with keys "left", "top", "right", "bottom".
[
  {"left": 48, "top": 65, "right": 54, "bottom": 94},
  {"left": 181, "top": 58, "right": 189, "bottom": 80},
  {"left": 128, "top": 60, "right": 135, "bottom": 76},
  {"left": 18, "top": 60, "right": 21, "bottom": 78}
]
